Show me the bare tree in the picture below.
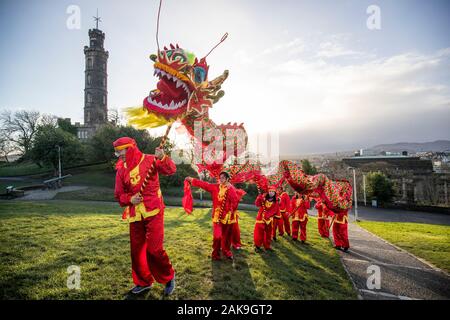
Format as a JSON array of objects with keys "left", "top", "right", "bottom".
[
  {"left": 421, "top": 176, "right": 440, "bottom": 206},
  {"left": 0, "top": 129, "right": 17, "bottom": 162},
  {"left": 0, "top": 110, "right": 41, "bottom": 156}
]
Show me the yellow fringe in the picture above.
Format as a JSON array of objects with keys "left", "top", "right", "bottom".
[{"left": 123, "top": 106, "right": 170, "bottom": 129}]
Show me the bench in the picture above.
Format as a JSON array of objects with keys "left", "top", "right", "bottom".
[{"left": 43, "top": 174, "right": 72, "bottom": 189}]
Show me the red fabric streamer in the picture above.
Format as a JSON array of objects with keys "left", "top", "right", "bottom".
[{"left": 182, "top": 180, "right": 193, "bottom": 214}]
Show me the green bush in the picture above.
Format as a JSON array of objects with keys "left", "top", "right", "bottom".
[{"left": 366, "top": 171, "right": 394, "bottom": 205}]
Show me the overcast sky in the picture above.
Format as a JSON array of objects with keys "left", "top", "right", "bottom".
[{"left": 0, "top": 0, "right": 449, "bottom": 155}]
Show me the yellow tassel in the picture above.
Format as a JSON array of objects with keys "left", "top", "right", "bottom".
[{"left": 123, "top": 106, "right": 170, "bottom": 129}]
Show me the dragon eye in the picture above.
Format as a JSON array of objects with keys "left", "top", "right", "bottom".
[
  {"left": 194, "top": 66, "right": 206, "bottom": 83},
  {"left": 172, "top": 52, "right": 187, "bottom": 63}
]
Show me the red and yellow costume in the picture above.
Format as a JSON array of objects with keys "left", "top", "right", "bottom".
[
  {"left": 231, "top": 188, "right": 246, "bottom": 250},
  {"left": 113, "top": 137, "right": 175, "bottom": 287},
  {"left": 330, "top": 208, "right": 350, "bottom": 249},
  {"left": 315, "top": 199, "right": 331, "bottom": 238},
  {"left": 254, "top": 190, "right": 280, "bottom": 250},
  {"left": 190, "top": 178, "right": 240, "bottom": 260},
  {"left": 273, "top": 190, "right": 291, "bottom": 237},
  {"left": 290, "top": 195, "right": 310, "bottom": 241}
]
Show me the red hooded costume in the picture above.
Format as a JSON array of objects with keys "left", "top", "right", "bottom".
[
  {"left": 290, "top": 194, "right": 310, "bottom": 242},
  {"left": 329, "top": 208, "right": 350, "bottom": 249},
  {"left": 315, "top": 199, "right": 331, "bottom": 238},
  {"left": 189, "top": 178, "right": 243, "bottom": 260},
  {"left": 254, "top": 186, "right": 280, "bottom": 250},
  {"left": 113, "top": 137, "right": 176, "bottom": 286},
  {"left": 273, "top": 189, "right": 291, "bottom": 238}
]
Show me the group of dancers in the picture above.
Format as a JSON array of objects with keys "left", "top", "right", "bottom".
[
  {"left": 186, "top": 171, "right": 350, "bottom": 261},
  {"left": 113, "top": 137, "right": 350, "bottom": 295}
]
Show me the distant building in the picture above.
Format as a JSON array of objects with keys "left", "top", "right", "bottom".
[
  {"left": 341, "top": 154, "right": 448, "bottom": 207},
  {"left": 76, "top": 14, "right": 109, "bottom": 141},
  {"left": 343, "top": 155, "right": 433, "bottom": 175}
]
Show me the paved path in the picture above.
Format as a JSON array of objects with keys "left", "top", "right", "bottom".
[
  {"left": 348, "top": 206, "right": 450, "bottom": 225},
  {"left": 335, "top": 223, "right": 450, "bottom": 300},
  {"left": 20, "top": 186, "right": 88, "bottom": 200},
  {"left": 308, "top": 207, "right": 450, "bottom": 226}
]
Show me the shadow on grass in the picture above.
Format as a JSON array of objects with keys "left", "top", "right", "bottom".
[
  {"left": 209, "top": 248, "right": 262, "bottom": 300},
  {"left": 256, "top": 231, "right": 356, "bottom": 299}
]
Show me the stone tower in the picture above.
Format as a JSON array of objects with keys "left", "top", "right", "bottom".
[{"left": 77, "top": 14, "right": 109, "bottom": 140}]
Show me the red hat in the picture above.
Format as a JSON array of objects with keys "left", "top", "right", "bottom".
[
  {"left": 113, "top": 137, "right": 136, "bottom": 151},
  {"left": 113, "top": 137, "right": 142, "bottom": 171}
]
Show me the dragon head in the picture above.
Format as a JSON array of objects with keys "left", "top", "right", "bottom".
[{"left": 144, "top": 44, "right": 228, "bottom": 120}]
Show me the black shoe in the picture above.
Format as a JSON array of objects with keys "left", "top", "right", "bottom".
[
  {"left": 292, "top": 238, "right": 298, "bottom": 242},
  {"left": 254, "top": 246, "right": 263, "bottom": 253},
  {"left": 334, "top": 246, "right": 342, "bottom": 250},
  {"left": 273, "top": 237, "right": 277, "bottom": 241},
  {"left": 130, "top": 285, "right": 152, "bottom": 294},
  {"left": 301, "top": 240, "right": 305, "bottom": 244},
  {"left": 164, "top": 273, "right": 176, "bottom": 296},
  {"left": 343, "top": 247, "right": 349, "bottom": 252}
]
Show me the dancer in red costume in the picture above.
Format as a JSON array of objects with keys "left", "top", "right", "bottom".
[
  {"left": 231, "top": 188, "right": 246, "bottom": 250},
  {"left": 185, "top": 172, "right": 241, "bottom": 260},
  {"left": 330, "top": 208, "right": 350, "bottom": 252},
  {"left": 113, "top": 137, "right": 176, "bottom": 295},
  {"left": 254, "top": 186, "right": 280, "bottom": 251},
  {"left": 273, "top": 187, "right": 291, "bottom": 239},
  {"left": 290, "top": 193, "right": 310, "bottom": 243},
  {"left": 271, "top": 190, "right": 282, "bottom": 241},
  {"left": 315, "top": 199, "right": 331, "bottom": 238}
]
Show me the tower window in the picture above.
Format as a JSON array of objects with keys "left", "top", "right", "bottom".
[
  {"left": 87, "top": 58, "right": 93, "bottom": 68},
  {"left": 103, "top": 77, "right": 106, "bottom": 87},
  {"left": 87, "top": 111, "right": 91, "bottom": 122},
  {"left": 103, "top": 95, "right": 106, "bottom": 105},
  {"left": 87, "top": 93, "right": 92, "bottom": 103},
  {"left": 103, "top": 63, "right": 106, "bottom": 70},
  {"left": 87, "top": 74, "right": 91, "bottom": 85}
]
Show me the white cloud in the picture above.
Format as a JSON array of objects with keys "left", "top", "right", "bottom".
[{"left": 316, "top": 41, "right": 363, "bottom": 58}]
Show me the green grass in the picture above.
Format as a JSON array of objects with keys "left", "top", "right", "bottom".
[
  {"left": 358, "top": 221, "right": 450, "bottom": 273},
  {"left": 0, "top": 201, "right": 356, "bottom": 300},
  {"left": 64, "top": 163, "right": 115, "bottom": 189},
  {"left": 0, "top": 162, "right": 52, "bottom": 177}
]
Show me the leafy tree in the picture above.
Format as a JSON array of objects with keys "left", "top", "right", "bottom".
[
  {"left": 301, "top": 159, "right": 318, "bottom": 175},
  {"left": 30, "top": 124, "right": 85, "bottom": 172},
  {"left": 57, "top": 118, "right": 78, "bottom": 136},
  {"left": 366, "top": 171, "right": 395, "bottom": 204},
  {"left": 160, "top": 163, "right": 197, "bottom": 189}
]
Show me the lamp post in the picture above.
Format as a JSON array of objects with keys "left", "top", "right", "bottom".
[
  {"left": 363, "top": 174, "right": 367, "bottom": 206},
  {"left": 57, "top": 145, "right": 62, "bottom": 178},
  {"left": 347, "top": 166, "right": 359, "bottom": 222}
]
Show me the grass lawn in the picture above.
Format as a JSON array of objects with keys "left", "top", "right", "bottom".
[
  {"left": 358, "top": 221, "right": 450, "bottom": 273},
  {"left": 0, "top": 162, "right": 52, "bottom": 177},
  {"left": 0, "top": 201, "right": 356, "bottom": 300}
]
